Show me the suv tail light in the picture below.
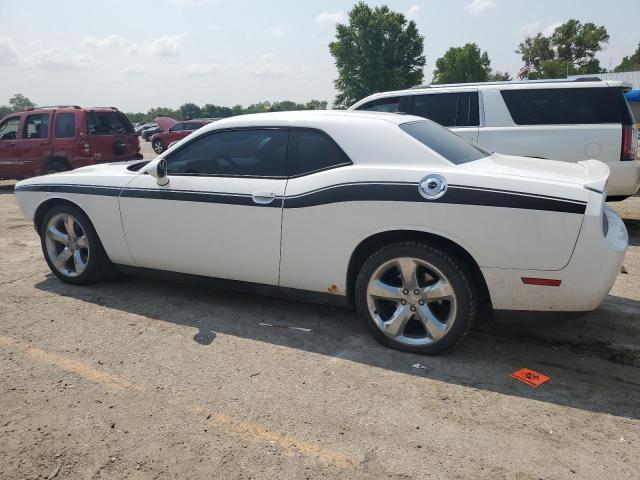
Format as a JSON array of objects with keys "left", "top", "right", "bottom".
[
  {"left": 81, "top": 141, "right": 92, "bottom": 157},
  {"left": 621, "top": 125, "right": 637, "bottom": 161}
]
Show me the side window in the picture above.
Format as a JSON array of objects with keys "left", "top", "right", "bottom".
[
  {"left": 166, "top": 129, "right": 287, "bottom": 177},
  {"left": 171, "top": 123, "right": 185, "bottom": 132},
  {"left": 500, "top": 87, "right": 634, "bottom": 125},
  {"left": 54, "top": 113, "right": 76, "bottom": 138},
  {"left": 87, "top": 112, "right": 133, "bottom": 135},
  {"left": 412, "top": 93, "right": 480, "bottom": 127},
  {"left": 23, "top": 114, "right": 50, "bottom": 139},
  {"left": 287, "top": 129, "right": 352, "bottom": 176},
  {"left": 0, "top": 117, "right": 21, "bottom": 140},
  {"left": 357, "top": 97, "right": 401, "bottom": 113}
]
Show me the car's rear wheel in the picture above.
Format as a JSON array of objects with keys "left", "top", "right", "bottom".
[
  {"left": 40, "top": 204, "right": 111, "bottom": 285},
  {"left": 152, "top": 139, "right": 165, "bottom": 154},
  {"left": 355, "top": 242, "right": 477, "bottom": 354}
]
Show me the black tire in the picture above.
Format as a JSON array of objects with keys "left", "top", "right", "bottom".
[
  {"left": 152, "top": 139, "right": 165, "bottom": 154},
  {"left": 43, "top": 160, "right": 70, "bottom": 175},
  {"left": 39, "top": 204, "right": 112, "bottom": 285},
  {"left": 355, "top": 242, "right": 477, "bottom": 355}
]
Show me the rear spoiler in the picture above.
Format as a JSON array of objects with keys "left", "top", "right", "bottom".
[{"left": 578, "top": 159, "right": 610, "bottom": 193}]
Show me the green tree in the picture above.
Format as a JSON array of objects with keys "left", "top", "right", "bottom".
[
  {"left": 147, "top": 107, "right": 181, "bottom": 120},
  {"left": 8, "top": 93, "right": 36, "bottom": 111},
  {"left": 329, "top": 2, "right": 425, "bottom": 108},
  {"left": 433, "top": 43, "right": 491, "bottom": 84},
  {"left": 614, "top": 42, "right": 640, "bottom": 72},
  {"left": 516, "top": 20, "right": 609, "bottom": 78},
  {"left": 488, "top": 71, "right": 512, "bottom": 81},
  {"left": 179, "top": 102, "right": 202, "bottom": 120},
  {"left": 304, "top": 99, "right": 328, "bottom": 110}
]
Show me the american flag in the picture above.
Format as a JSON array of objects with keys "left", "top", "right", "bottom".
[{"left": 517, "top": 63, "right": 533, "bottom": 79}]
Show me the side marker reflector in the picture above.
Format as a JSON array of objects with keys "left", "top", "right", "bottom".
[{"left": 521, "top": 277, "right": 561, "bottom": 287}]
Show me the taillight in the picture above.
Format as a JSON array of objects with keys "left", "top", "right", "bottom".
[
  {"left": 621, "top": 125, "right": 636, "bottom": 161},
  {"left": 80, "top": 141, "right": 91, "bottom": 157}
]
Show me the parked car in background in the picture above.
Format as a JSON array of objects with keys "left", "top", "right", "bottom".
[
  {"left": 150, "top": 119, "right": 211, "bottom": 154},
  {"left": 135, "top": 122, "right": 155, "bottom": 135},
  {"left": 141, "top": 124, "right": 160, "bottom": 142},
  {"left": 13, "top": 111, "right": 627, "bottom": 354},
  {"left": 350, "top": 78, "right": 640, "bottom": 200},
  {"left": 0, "top": 106, "right": 142, "bottom": 180}
]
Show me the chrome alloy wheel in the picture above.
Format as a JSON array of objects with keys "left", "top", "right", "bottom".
[
  {"left": 366, "top": 257, "right": 457, "bottom": 347},
  {"left": 44, "top": 213, "right": 90, "bottom": 278}
]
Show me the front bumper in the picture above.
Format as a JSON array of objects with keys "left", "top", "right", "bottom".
[{"left": 481, "top": 202, "right": 628, "bottom": 312}]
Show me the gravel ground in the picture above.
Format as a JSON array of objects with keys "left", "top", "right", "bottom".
[{"left": 0, "top": 171, "right": 639, "bottom": 479}]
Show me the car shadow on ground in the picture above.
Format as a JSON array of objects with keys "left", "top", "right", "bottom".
[
  {"left": 0, "top": 183, "right": 16, "bottom": 195},
  {"left": 624, "top": 218, "right": 640, "bottom": 247},
  {"left": 35, "top": 272, "right": 640, "bottom": 420}
]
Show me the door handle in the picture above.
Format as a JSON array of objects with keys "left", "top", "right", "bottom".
[
  {"left": 6, "top": 143, "right": 16, "bottom": 147},
  {"left": 39, "top": 141, "right": 50, "bottom": 146},
  {"left": 251, "top": 191, "right": 275, "bottom": 205}
]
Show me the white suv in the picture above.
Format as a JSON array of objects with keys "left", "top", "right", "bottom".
[{"left": 350, "top": 79, "right": 640, "bottom": 200}]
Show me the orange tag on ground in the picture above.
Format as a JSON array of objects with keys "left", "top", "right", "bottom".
[{"left": 511, "top": 368, "right": 550, "bottom": 388}]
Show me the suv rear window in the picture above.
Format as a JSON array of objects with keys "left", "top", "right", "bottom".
[
  {"left": 500, "top": 87, "right": 633, "bottom": 125},
  {"left": 400, "top": 120, "right": 491, "bottom": 165},
  {"left": 87, "top": 111, "right": 134, "bottom": 135},
  {"left": 410, "top": 92, "right": 479, "bottom": 127},
  {"left": 357, "top": 97, "right": 401, "bottom": 113}
]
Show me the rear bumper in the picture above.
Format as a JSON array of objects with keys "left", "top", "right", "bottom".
[
  {"left": 482, "top": 203, "right": 627, "bottom": 312},
  {"left": 607, "top": 160, "right": 640, "bottom": 196}
]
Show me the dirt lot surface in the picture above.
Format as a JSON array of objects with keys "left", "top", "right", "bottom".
[{"left": 1, "top": 170, "right": 639, "bottom": 479}]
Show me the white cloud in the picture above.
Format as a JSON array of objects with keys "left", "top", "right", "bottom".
[
  {"left": 128, "top": 34, "right": 185, "bottom": 57},
  {"left": 184, "top": 63, "right": 219, "bottom": 76},
  {"left": 122, "top": 64, "right": 152, "bottom": 76},
  {"left": 22, "top": 47, "right": 93, "bottom": 70},
  {"left": 465, "top": 0, "right": 496, "bottom": 16},
  {"left": 519, "top": 20, "right": 542, "bottom": 36},
  {"left": 297, "top": 66, "right": 312, "bottom": 82},
  {"left": 406, "top": 5, "right": 421, "bottom": 21},
  {"left": 0, "top": 36, "right": 19, "bottom": 66},
  {"left": 542, "top": 21, "right": 562, "bottom": 36},
  {"left": 267, "top": 27, "right": 286, "bottom": 38},
  {"left": 246, "top": 53, "right": 284, "bottom": 77},
  {"left": 315, "top": 11, "right": 347, "bottom": 26},
  {"left": 82, "top": 35, "right": 126, "bottom": 48}
]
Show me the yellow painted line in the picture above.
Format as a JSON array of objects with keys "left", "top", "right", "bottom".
[
  {"left": 0, "top": 335, "right": 136, "bottom": 391},
  {"left": 0, "top": 335, "right": 358, "bottom": 469},
  {"left": 208, "top": 412, "right": 356, "bottom": 469}
]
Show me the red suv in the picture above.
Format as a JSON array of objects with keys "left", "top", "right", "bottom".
[
  {"left": 150, "top": 119, "right": 210, "bottom": 154},
  {"left": 0, "top": 106, "right": 142, "bottom": 180}
]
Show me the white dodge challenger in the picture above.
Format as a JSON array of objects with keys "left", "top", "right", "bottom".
[{"left": 14, "top": 111, "right": 628, "bottom": 354}]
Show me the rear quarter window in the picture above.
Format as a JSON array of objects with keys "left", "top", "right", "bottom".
[
  {"left": 500, "top": 87, "right": 633, "bottom": 125},
  {"left": 400, "top": 120, "right": 491, "bottom": 165}
]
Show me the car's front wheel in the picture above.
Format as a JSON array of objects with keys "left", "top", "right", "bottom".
[
  {"left": 39, "top": 204, "right": 111, "bottom": 285},
  {"left": 355, "top": 242, "right": 477, "bottom": 354},
  {"left": 152, "top": 139, "right": 165, "bottom": 154}
]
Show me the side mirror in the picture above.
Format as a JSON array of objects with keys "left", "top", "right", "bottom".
[{"left": 144, "top": 158, "right": 170, "bottom": 186}]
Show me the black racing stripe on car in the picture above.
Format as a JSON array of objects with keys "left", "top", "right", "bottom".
[
  {"left": 120, "top": 188, "right": 283, "bottom": 208},
  {"left": 15, "top": 182, "right": 586, "bottom": 213},
  {"left": 284, "top": 183, "right": 587, "bottom": 214},
  {"left": 14, "top": 184, "right": 122, "bottom": 196}
]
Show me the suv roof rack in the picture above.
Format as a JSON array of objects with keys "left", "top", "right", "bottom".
[
  {"left": 90, "top": 106, "right": 119, "bottom": 110},
  {"left": 25, "top": 105, "right": 81, "bottom": 110},
  {"left": 410, "top": 77, "right": 604, "bottom": 89}
]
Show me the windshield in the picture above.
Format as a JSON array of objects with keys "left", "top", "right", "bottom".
[{"left": 400, "top": 120, "right": 491, "bottom": 165}]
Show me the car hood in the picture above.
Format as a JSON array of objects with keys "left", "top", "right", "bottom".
[
  {"left": 15, "top": 160, "right": 144, "bottom": 190},
  {"left": 463, "top": 154, "right": 610, "bottom": 193},
  {"left": 154, "top": 117, "right": 178, "bottom": 131}
]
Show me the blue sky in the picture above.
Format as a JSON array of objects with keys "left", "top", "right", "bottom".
[{"left": 0, "top": 0, "right": 638, "bottom": 111}]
